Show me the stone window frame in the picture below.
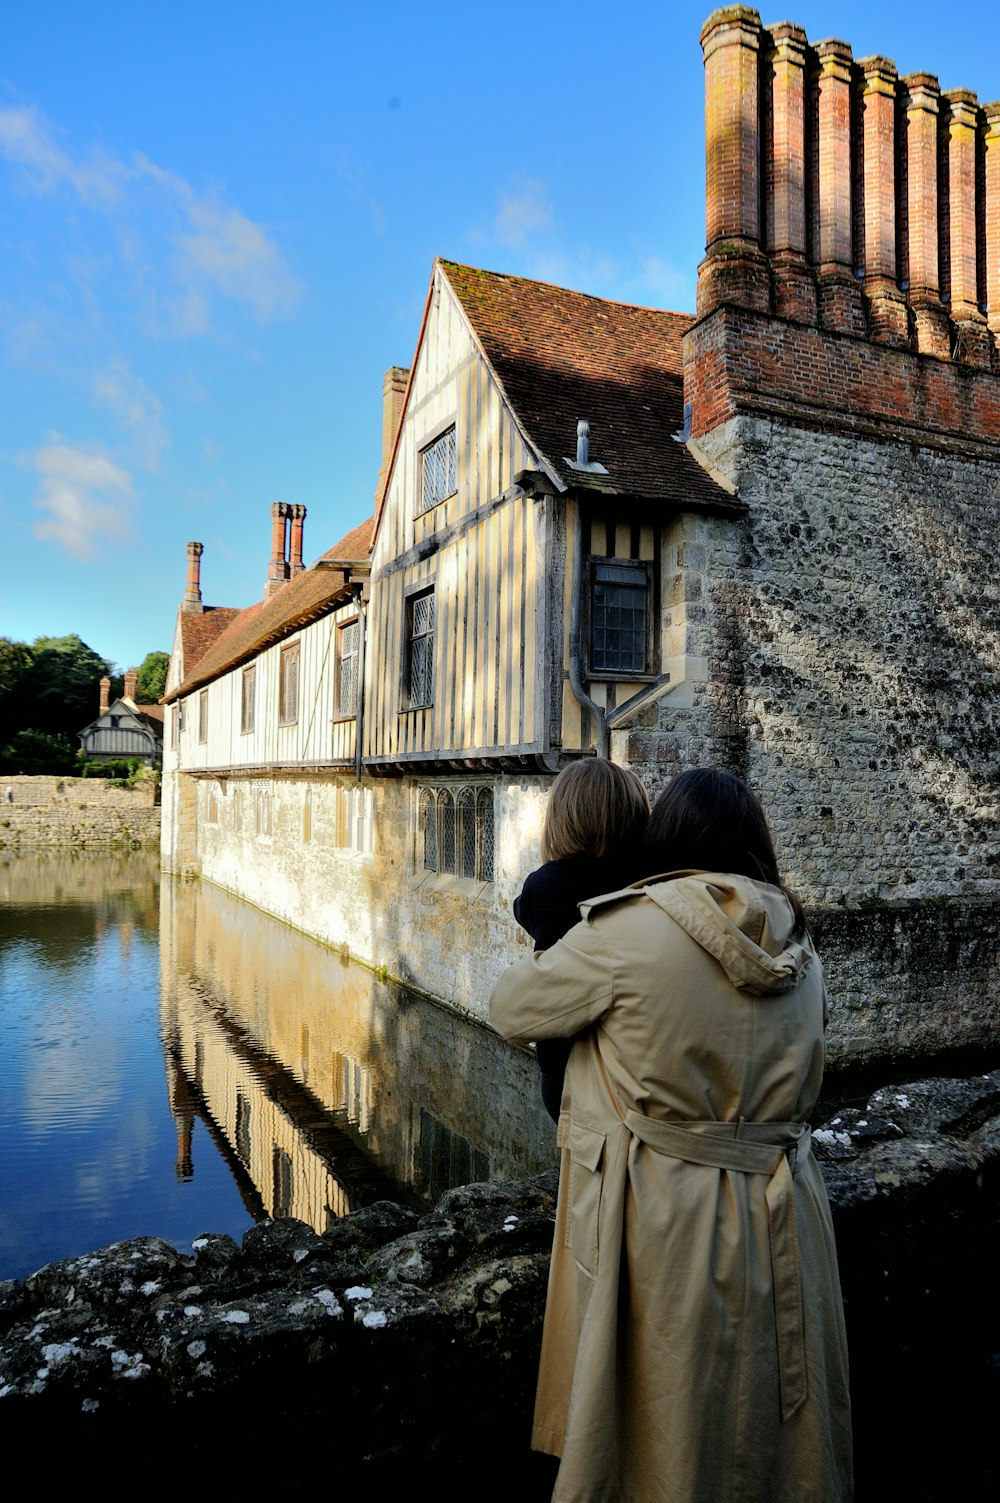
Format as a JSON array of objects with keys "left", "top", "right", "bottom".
[
  {"left": 335, "top": 781, "right": 374, "bottom": 857},
  {"left": 417, "top": 781, "right": 494, "bottom": 886},
  {"left": 278, "top": 640, "right": 300, "bottom": 727}
]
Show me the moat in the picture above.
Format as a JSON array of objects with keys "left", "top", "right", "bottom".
[{"left": 0, "top": 849, "right": 555, "bottom": 1282}]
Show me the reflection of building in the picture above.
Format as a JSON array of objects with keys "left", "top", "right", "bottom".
[
  {"left": 159, "top": 877, "right": 553, "bottom": 1231},
  {"left": 79, "top": 669, "right": 163, "bottom": 765}
]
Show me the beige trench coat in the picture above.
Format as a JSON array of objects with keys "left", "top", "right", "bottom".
[{"left": 490, "top": 873, "right": 852, "bottom": 1503}]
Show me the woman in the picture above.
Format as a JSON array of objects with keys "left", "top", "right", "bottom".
[
  {"left": 490, "top": 768, "right": 852, "bottom": 1503},
  {"left": 514, "top": 759, "right": 649, "bottom": 1122}
]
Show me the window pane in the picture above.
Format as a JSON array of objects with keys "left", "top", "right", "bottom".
[
  {"left": 592, "top": 567, "right": 648, "bottom": 674},
  {"left": 477, "top": 789, "right": 494, "bottom": 882},
  {"left": 458, "top": 790, "right": 476, "bottom": 878},
  {"left": 421, "top": 790, "right": 437, "bottom": 871},
  {"left": 440, "top": 791, "right": 456, "bottom": 874},
  {"left": 420, "top": 427, "right": 457, "bottom": 512},
  {"left": 339, "top": 621, "right": 359, "bottom": 713}
]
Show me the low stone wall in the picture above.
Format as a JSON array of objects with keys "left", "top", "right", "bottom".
[
  {"left": 1, "top": 1072, "right": 998, "bottom": 1498},
  {"left": 0, "top": 775, "right": 160, "bottom": 850}
]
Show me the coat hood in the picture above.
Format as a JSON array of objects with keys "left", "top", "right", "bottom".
[{"left": 638, "top": 871, "right": 813, "bottom": 995}]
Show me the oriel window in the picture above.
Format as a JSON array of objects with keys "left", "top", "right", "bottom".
[{"left": 590, "top": 563, "right": 650, "bottom": 675}]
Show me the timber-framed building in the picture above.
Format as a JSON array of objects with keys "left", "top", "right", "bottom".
[{"left": 164, "top": 8, "right": 1000, "bottom": 1064}]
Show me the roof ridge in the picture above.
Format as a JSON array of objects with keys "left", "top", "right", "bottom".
[{"left": 437, "top": 258, "right": 693, "bottom": 321}]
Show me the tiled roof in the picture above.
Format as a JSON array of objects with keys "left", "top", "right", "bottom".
[
  {"left": 319, "top": 516, "right": 374, "bottom": 562},
  {"left": 180, "top": 607, "right": 241, "bottom": 678},
  {"left": 440, "top": 261, "right": 738, "bottom": 511},
  {"left": 165, "top": 518, "right": 373, "bottom": 701}
]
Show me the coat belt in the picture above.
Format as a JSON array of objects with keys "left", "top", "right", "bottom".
[{"left": 623, "top": 1111, "right": 811, "bottom": 1422}]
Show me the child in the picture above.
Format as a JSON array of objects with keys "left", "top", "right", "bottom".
[{"left": 514, "top": 759, "right": 650, "bottom": 1121}]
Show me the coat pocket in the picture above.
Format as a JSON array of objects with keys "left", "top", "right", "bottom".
[{"left": 566, "top": 1122, "right": 606, "bottom": 1279}]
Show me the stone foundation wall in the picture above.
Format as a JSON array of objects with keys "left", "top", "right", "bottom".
[{"left": 0, "top": 776, "right": 160, "bottom": 851}]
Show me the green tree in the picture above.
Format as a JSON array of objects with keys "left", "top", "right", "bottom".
[
  {"left": 0, "top": 729, "right": 77, "bottom": 775},
  {"left": 0, "top": 637, "right": 35, "bottom": 732},
  {"left": 24, "top": 634, "right": 113, "bottom": 741},
  {"left": 135, "top": 650, "right": 170, "bottom": 703}
]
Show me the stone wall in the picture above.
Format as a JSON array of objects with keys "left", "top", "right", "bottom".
[
  {"left": 167, "top": 771, "right": 545, "bottom": 1016},
  {"left": 1, "top": 1071, "right": 998, "bottom": 1499},
  {"left": 625, "top": 412, "right": 1000, "bottom": 1061},
  {"left": 0, "top": 775, "right": 160, "bottom": 851}
]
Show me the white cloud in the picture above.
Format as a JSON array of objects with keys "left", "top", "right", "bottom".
[
  {"left": 0, "top": 104, "right": 126, "bottom": 205},
  {"left": 494, "top": 179, "right": 553, "bottom": 249},
  {"left": 0, "top": 104, "right": 302, "bottom": 328},
  {"left": 92, "top": 362, "right": 169, "bottom": 468},
  {"left": 31, "top": 442, "right": 134, "bottom": 560}
]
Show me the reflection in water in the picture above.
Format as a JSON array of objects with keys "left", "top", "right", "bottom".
[
  {"left": 0, "top": 853, "right": 555, "bottom": 1280},
  {"left": 0, "top": 850, "right": 251, "bottom": 1282},
  {"left": 159, "top": 880, "right": 555, "bottom": 1233}
]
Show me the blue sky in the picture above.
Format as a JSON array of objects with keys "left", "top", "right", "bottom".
[{"left": 2, "top": 1, "right": 999, "bottom": 675}]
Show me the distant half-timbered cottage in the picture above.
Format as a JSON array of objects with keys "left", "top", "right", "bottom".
[{"left": 79, "top": 669, "right": 164, "bottom": 764}]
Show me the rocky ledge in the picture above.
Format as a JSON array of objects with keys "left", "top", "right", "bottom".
[{"left": 1, "top": 1072, "right": 999, "bottom": 1498}]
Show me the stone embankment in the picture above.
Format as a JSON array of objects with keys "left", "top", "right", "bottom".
[
  {"left": 1, "top": 1072, "right": 998, "bottom": 1498},
  {"left": 0, "top": 774, "right": 160, "bottom": 851}
]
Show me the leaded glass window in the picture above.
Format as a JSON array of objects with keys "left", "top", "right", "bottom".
[
  {"left": 419, "top": 426, "right": 457, "bottom": 513},
  {"left": 408, "top": 588, "right": 434, "bottom": 707},
  {"left": 338, "top": 620, "right": 359, "bottom": 715},
  {"left": 591, "top": 563, "right": 649, "bottom": 675}
]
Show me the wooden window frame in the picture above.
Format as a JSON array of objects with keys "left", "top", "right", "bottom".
[
  {"left": 278, "top": 641, "right": 299, "bottom": 726},
  {"left": 241, "top": 665, "right": 256, "bottom": 734},
  {"left": 587, "top": 557, "right": 657, "bottom": 680},
  {"left": 403, "top": 584, "right": 435, "bottom": 710},
  {"left": 198, "top": 689, "right": 208, "bottom": 744},
  {"left": 417, "top": 423, "right": 457, "bottom": 515},
  {"left": 335, "top": 617, "right": 360, "bottom": 720}
]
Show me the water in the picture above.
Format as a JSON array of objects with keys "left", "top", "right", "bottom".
[{"left": 0, "top": 851, "right": 555, "bottom": 1282}]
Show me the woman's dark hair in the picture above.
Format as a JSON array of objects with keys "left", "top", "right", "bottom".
[{"left": 645, "top": 767, "right": 806, "bottom": 934}]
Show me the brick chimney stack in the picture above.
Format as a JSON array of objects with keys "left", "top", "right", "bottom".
[
  {"left": 124, "top": 668, "right": 138, "bottom": 703},
  {"left": 184, "top": 541, "right": 204, "bottom": 614},
  {"left": 99, "top": 676, "right": 110, "bottom": 715},
  {"left": 375, "top": 366, "right": 409, "bottom": 507},
  {"left": 265, "top": 502, "right": 291, "bottom": 600},
  {"left": 289, "top": 504, "right": 307, "bottom": 576}
]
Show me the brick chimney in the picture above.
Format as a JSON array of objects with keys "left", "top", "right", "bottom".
[
  {"left": 124, "top": 668, "right": 138, "bottom": 703},
  {"left": 184, "top": 541, "right": 204, "bottom": 613},
  {"left": 99, "top": 676, "right": 110, "bottom": 715},
  {"left": 289, "top": 504, "right": 307, "bottom": 576},
  {"left": 265, "top": 502, "right": 291, "bottom": 600},
  {"left": 375, "top": 366, "right": 409, "bottom": 508}
]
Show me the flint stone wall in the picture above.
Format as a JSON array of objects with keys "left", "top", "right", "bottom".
[
  {"left": 1, "top": 1072, "right": 999, "bottom": 1497},
  {"left": 0, "top": 775, "right": 160, "bottom": 850}
]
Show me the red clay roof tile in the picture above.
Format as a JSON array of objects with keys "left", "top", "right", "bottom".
[{"left": 440, "top": 260, "right": 735, "bottom": 510}]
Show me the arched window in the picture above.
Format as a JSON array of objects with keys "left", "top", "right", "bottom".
[
  {"left": 420, "top": 788, "right": 437, "bottom": 872},
  {"left": 439, "top": 789, "right": 456, "bottom": 875},
  {"left": 458, "top": 788, "right": 477, "bottom": 878},
  {"left": 477, "top": 788, "right": 495, "bottom": 882}
]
